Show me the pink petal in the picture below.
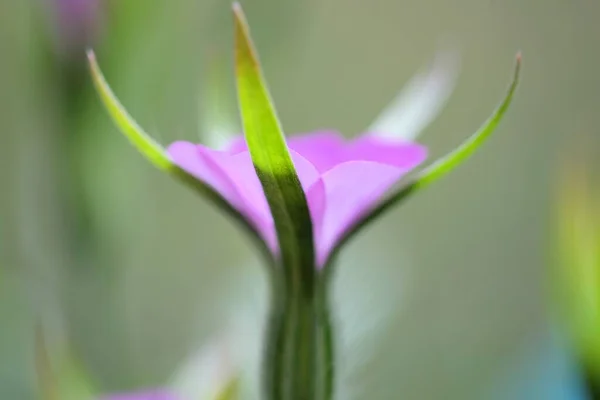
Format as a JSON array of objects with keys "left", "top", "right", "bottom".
[
  {"left": 308, "top": 161, "right": 411, "bottom": 266},
  {"left": 288, "top": 151, "right": 325, "bottom": 235},
  {"left": 254, "top": 150, "right": 324, "bottom": 250},
  {"left": 224, "top": 136, "right": 247, "bottom": 154},
  {"left": 305, "top": 178, "right": 326, "bottom": 251},
  {"left": 207, "top": 149, "right": 323, "bottom": 251},
  {"left": 169, "top": 134, "right": 426, "bottom": 265},
  {"left": 199, "top": 149, "right": 276, "bottom": 249},
  {"left": 287, "top": 131, "right": 346, "bottom": 172},
  {"left": 167, "top": 141, "right": 323, "bottom": 254},
  {"left": 225, "top": 131, "right": 347, "bottom": 173},
  {"left": 168, "top": 141, "right": 274, "bottom": 249},
  {"left": 345, "top": 136, "right": 427, "bottom": 170},
  {"left": 167, "top": 141, "right": 246, "bottom": 210},
  {"left": 101, "top": 390, "right": 179, "bottom": 400}
]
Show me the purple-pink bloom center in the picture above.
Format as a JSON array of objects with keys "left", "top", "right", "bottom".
[{"left": 168, "top": 131, "right": 426, "bottom": 266}]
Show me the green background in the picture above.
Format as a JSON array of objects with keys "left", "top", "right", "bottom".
[{"left": 1, "top": 0, "right": 598, "bottom": 398}]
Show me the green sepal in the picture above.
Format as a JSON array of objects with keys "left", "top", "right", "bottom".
[
  {"left": 87, "top": 51, "right": 273, "bottom": 266},
  {"left": 233, "top": 4, "right": 329, "bottom": 400},
  {"left": 324, "top": 53, "right": 522, "bottom": 270},
  {"left": 233, "top": 4, "right": 315, "bottom": 278}
]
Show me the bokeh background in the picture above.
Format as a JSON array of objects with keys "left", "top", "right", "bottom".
[{"left": 1, "top": 0, "right": 599, "bottom": 399}]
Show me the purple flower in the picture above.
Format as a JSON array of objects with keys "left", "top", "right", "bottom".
[
  {"left": 167, "top": 131, "right": 426, "bottom": 266},
  {"left": 87, "top": 4, "right": 520, "bottom": 397},
  {"left": 101, "top": 390, "right": 179, "bottom": 400},
  {"left": 51, "top": 0, "right": 102, "bottom": 55},
  {"left": 87, "top": 4, "right": 519, "bottom": 275}
]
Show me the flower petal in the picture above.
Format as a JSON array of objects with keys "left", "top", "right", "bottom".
[
  {"left": 167, "top": 142, "right": 322, "bottom": 254},
  {"left": 167, "top": 141, "right": 244, "bottom": 209},
  {"left": 88, "top": 52, "right": 273, "bottom": 265},
  {"left": 345, "top": 137, "right": 428, "bottom": 170},
  {"left": 224, "top": 136, "right": 248, "bottom": 154},
  {"left": 168, "top": 141, "right": 275, "bottom": 249},
  {"left": 101, "top": 390, "right": 179, "bottom": 400},
  {"left": 226, "top": 131, "right": 347, "bottom": 173},
  {"left": 308, "top": 161, "right": 410, "bottom": 266},
  {"left": 202, "top": 150, "right": 274, "bottom": 245},
  {"left": 367, "top": 50, "right": 459, "bottom": 141},
  {"left": 305, "top": 179, "right": 326, "bottom": 259},
  {"left": 287, "top": 131, "right": 346, "bottom": 172}
]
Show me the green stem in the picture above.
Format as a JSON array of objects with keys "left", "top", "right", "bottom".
[
  {"left": 316, "top": 276, "right": 335, "bottom": 400},
  {"left": 263, "top": 265, "right": 335, "bottom": 400}
]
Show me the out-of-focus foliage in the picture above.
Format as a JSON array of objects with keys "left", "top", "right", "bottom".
[
  {"left": 35, "top": 328, "right": 95, "bottom": 400},
  {"left": 486, "top": 329, "right": 587, "bottom": 400},
  {"left": 554, "top": 152, "right": 600, "bottom": 386},
  {"left": 1, "top": 0, "right": 600, "bottom": 399}
]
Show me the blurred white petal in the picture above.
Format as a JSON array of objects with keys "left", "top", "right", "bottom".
[
  {"left": 198, "top": 56, "right": 240, "bottom": 150},
  {"left": 368, "top": 50, "right": 460, "bottom": 141},
  {"left": 170, "top": 242, "right": 409, "bottom": 400},
  {"left": 333, "top": 237, "right": 412, "bottom": 400},
  {"left": 168, "top": 334, "right": 236, "bottom": 400},
  {"left": 203, "top": 124, "right": 238, "bottom": 150}
]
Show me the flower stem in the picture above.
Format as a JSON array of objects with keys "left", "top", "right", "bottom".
[
  {"left": 263, "top": 267, "right": 334, "bottom": 400},
  {"left": 316, "top": 278, "right": 335, "bottom": 400}
]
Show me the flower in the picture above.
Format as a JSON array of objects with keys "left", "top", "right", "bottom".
[
  {"left": 101, "top": 390, "right": 179, "bottom": 400},
  {"left": 167, "top": 132, "right": 426, "bottom": 267},
  {"left": 86, "top": 4, "right": 520, "bottom": 399},
  {"left": 51, "top": 0, "right": 102, "bottom": 56},
  {"left": 88, "top": 35, "right": 519, "bottom": 274},
  {"left": 87, "top": 2, "right": 519, "bottom": 272},
  {"left": 34, "top": 323, "right": 241, "bottom": 400}
]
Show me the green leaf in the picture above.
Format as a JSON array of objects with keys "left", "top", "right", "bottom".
[
  {"left": 87, "top": 50, "right": 273, "bottom": 265},
  {"left": 325, "top": 52, "right": 522, "bottom": 269}
]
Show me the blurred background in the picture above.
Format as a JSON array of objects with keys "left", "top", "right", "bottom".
[{"left": 1, "top": 0, "right": 599, "bottom": 399}]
